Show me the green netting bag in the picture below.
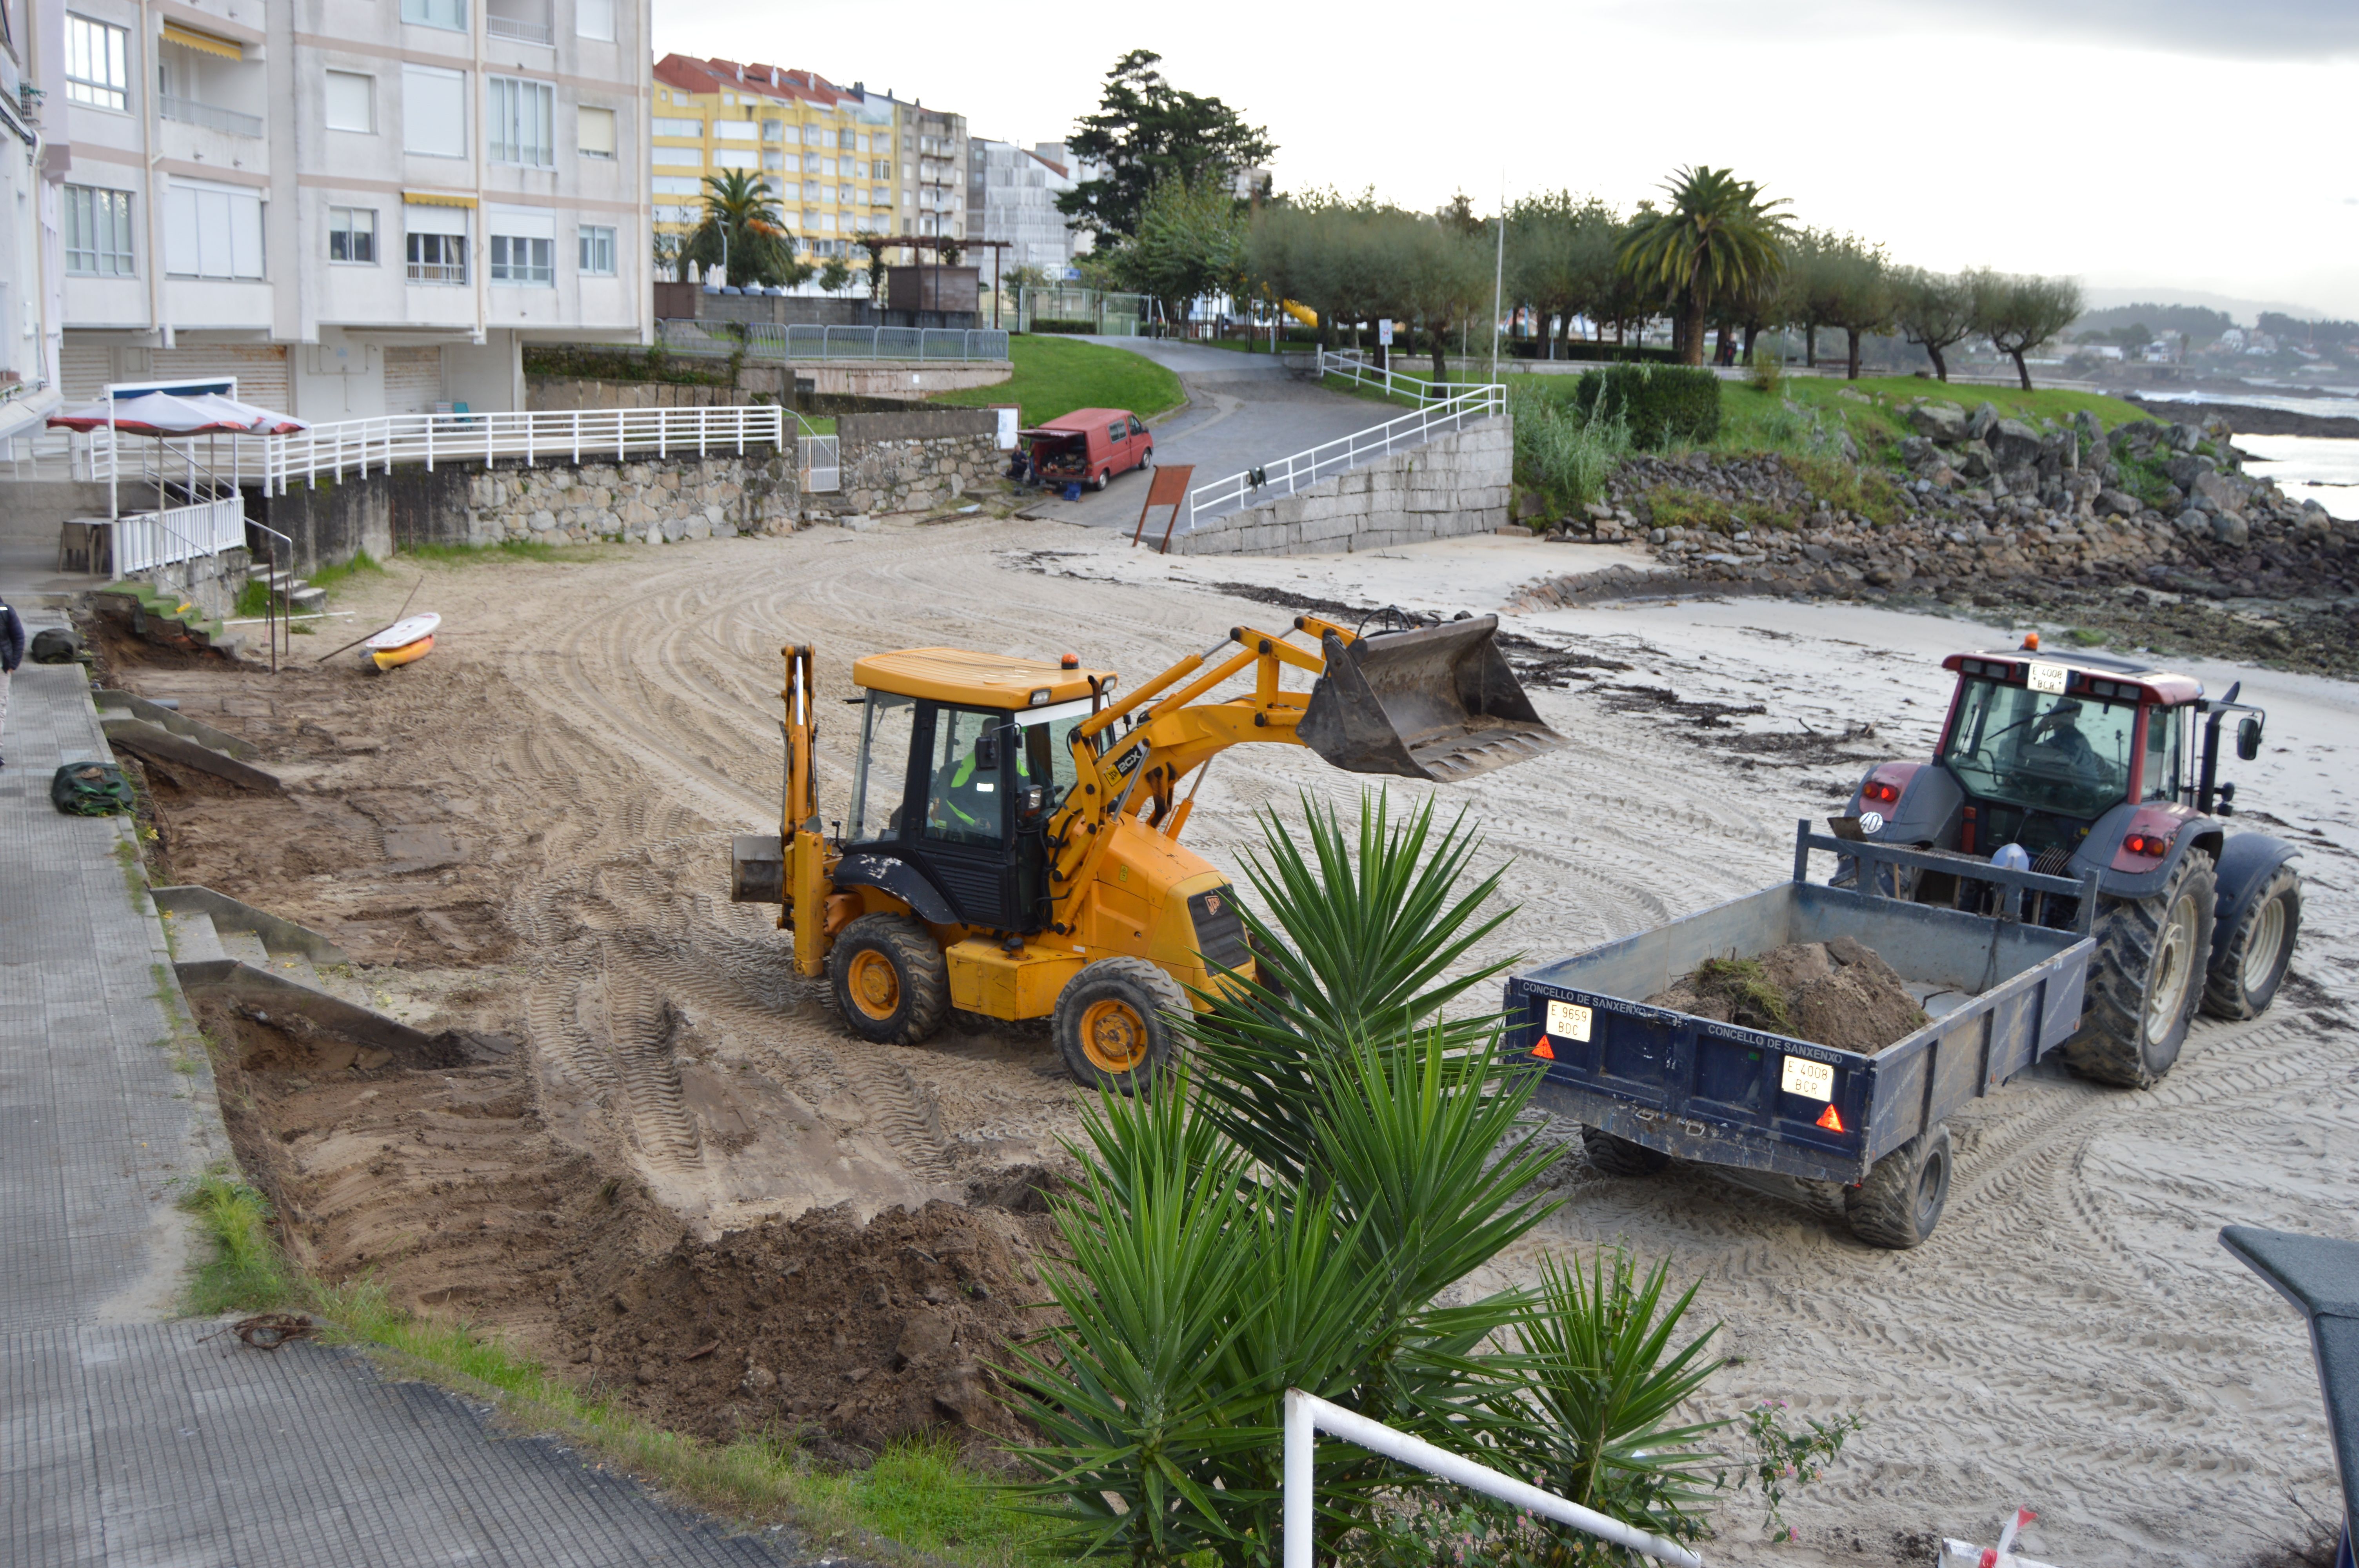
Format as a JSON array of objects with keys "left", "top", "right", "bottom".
[{"left": 51, "top": 760, "right": 134, "bottom": 816}]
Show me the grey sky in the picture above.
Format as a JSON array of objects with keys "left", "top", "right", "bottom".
[{"left": 658, "top": 0, "right": 2359, "bottom": 318}]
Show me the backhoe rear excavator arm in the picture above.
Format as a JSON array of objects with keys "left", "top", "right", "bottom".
[{"left": 780, "top": 644, "right": 832, "bottom": 978}]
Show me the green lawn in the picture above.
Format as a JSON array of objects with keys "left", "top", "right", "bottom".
[{"left": 930, "top": 334, "right": 1185, "bottom": 426}]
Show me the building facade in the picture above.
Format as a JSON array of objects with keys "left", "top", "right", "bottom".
[
  {"left": 649, "top": 56, "right": 962, "bottom": 267},
  {"left": 966, "top": 138, "right": 1089, "bottom": 275},
  {"left": 2, "top": 0, "right": 66, "bottom": 433},
  {"left": 40, "top": 0, "right": 649, "bottom": 419}
]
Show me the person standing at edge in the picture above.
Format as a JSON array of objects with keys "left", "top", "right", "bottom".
[{"left": 0, "top": 596, "right": 23, "bottom": 768}]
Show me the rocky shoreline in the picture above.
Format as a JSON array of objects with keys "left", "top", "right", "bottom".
[{"left": 1517, "top": 402, "right": 2359, "bottom": 677}]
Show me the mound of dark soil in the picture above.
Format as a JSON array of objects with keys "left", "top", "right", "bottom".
[{"left": 1648, "top": 936, "right": 1928, "bottom": 1053}]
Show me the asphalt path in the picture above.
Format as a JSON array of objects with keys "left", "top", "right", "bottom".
[{"left": 1013, "top": 338, "right": 1387, "bottom": 536}]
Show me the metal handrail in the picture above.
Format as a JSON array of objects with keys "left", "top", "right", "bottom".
[
  {"left": 159, "top": 94, "right": 263, "bottom": 137},
  {"left": 657, "top": 320, "right": 1009, "bottom": 363},
  {"left": 229, "top": 403, "right": 787, "bottom": 494},
  {"left": 484, "top": 12, "right": 551, "bottom": 42},
  {"left": 1184, "top": 369, "right": 1505, "bottom": 530}
]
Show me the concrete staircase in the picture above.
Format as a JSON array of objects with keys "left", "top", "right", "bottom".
[
  {"left": 95, "top": 689, "right": 283, "bottom": 792},
  {"left": 258, "top": 564, "right": 329, "bottom": 615},
  {"left": 153, "top": 886, "right": 448, "bottom": 1058}
]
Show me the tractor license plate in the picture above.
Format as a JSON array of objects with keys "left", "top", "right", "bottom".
[
  {"left": 2026, "top": 661, "right": 2068, "bottom": 694},
  {"left": 1780, "top": 1056, "right": 1836, "bottom": 1101}
]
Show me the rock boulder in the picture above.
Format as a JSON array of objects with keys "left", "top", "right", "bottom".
[{"left": 1909, "top": 401, "right": 1967, "bottom": 442}]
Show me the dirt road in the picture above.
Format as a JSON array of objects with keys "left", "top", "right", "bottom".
[{"left": 117, "top": 520, "right": 2356, "bottom": 1562}]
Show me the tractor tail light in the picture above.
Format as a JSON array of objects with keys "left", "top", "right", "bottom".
[
  {"left": 1862, "top": 780, "right": 1901, "bottom": 805},
  {"left": 2123, "top": 833, "right": 2170, "bottom": 858}
]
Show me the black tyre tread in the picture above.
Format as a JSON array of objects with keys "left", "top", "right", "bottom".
[
  {"left": 1053, "top": 956, "right": 1187, "bottom": 1094},
  {"left": 829, "top": 914, "right": 949, "bottom": 1046},
  {"left": 2201, "top": 867, "right": 2301, "bottom": 1022},
  {"left": 1580, "top": 1125, "right": 1670, "bottom": 1178},
  {"left": 2059, "top": 850, "right": 2217, "bottom": 1090},
  {"left": 1845, "top": 1124, "right": 1952, "bottom": 1250}
]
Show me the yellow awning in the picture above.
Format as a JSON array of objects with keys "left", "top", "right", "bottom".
[
  {"left": 402, "top": 191, "right": 478, "bottom": 208},
  {"left": 160, "top": 22, "right": 241, "bottom": 60}
]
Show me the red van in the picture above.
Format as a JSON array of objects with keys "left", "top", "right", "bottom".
[{"left": 1020, "top": 407, "right": 1153, "bottom": 490}]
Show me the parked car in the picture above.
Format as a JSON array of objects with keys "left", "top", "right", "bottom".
[{"left": 1019, "top": 408, "right": 1153, "bottom": 490}]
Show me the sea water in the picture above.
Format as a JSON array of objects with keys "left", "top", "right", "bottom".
[{"left": 2236, "top": 434, "right": 2359, "bottom": 521}]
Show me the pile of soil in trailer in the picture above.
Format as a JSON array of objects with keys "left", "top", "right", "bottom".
[
  {"left": 1648, "top": 937, "right": 1929, "bottom": 1053},
  {"left": 201, "top": 1001, "right": 1061, "bottom": 1465}
]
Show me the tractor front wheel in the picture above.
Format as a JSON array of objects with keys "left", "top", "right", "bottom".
[
  {"left": 1053, "top": 957, "right": 1185, "bottom": 1094},
  {"left": 2203, "top": 866, "right": 2301, "bottom": 1021},
  {"left": 829, "top": 915, "right": 950, "bottom": 1046},
  {"left": 2061, "top": 849, "right": 2217, "bottom": 1089}
]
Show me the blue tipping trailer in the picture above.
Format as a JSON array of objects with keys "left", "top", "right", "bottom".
[{"left": 1504, "top": 823, "right": 2099, "bottom": 1247}]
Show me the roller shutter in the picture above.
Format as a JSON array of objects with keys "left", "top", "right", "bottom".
[
  {"left": 148, "top": 344, "right": 290, "bottom": 411},
  {"left": 382, "top": 347, "right": 443, "bottom": 414}
]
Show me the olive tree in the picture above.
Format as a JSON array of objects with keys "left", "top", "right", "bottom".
[
  {"left": 1892, "top": 267, "right": 1976, "bottom": 381},
  {"left": 1970, "top": 269, "right": 2085, "bottom": 391}
]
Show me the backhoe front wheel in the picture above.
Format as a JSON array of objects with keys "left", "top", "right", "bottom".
[
  {"left": 829, "top": 915, "right": 949, "bottom": 1046},
  {"left": 2061, "top": 849, "right": 2217, "bottom": 1089},
  {"left": 2203, "top": 866, "right": 2301, "bottom": 1021},
  {"left": 1053, "top": 958, "right": 1186, "bottom": 1095}
]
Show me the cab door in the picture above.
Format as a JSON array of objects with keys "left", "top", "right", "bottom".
[{"left": 902, "top": 703, "right": 1029, "bottom": 929}]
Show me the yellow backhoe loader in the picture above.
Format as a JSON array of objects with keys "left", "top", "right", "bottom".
[{"left": 731, "top": 613, "right": 1564, "bottom": 1088}]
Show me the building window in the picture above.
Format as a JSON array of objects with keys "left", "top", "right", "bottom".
[
  {"left": 651, "top": 116, "right": 702, "bottom": 138},
  {"left": 400, "top": 0, "right": 466, "bottom": 31},
  {"left": 329, "top": 206, "right": 376, "bottom": 263},
  {"left": 406, "top": 228, "right": 466, "bottom": 284},
  {"left": 714, "top": 119, "right": 756, "bottom": 141},
  {"left": 161, "top": 181, "right": 265, "bottom": 279},
  {"left": 651, "top": 175, "right": 701, "bottom": 195},
  {"left": 578, "top": 224, "right": 614, "bottom": 276},
  {"left": 578, "top": 104, "right": 615, "bottom": 159},
  {"left": 575, "top": 0, "right": 614, "bottom": 40},
  {"left": 487, "top": 76, "right": 554, "bottom": 166},
  {"left": 325, "top": 70, "right": 374, "bottom": 133},
  {"left": 762, "top": 119, "right": 782, "bottom": 142},
  {"left": 489, "top": 232, "right": 552, "bottom": 284},
  {"left": 64, "top": 185, "right": 135, "bottom": 275},
  {"left": 652, "top": 145, "right": 701, "bottom": 168},
  {"left": 65, "top": 15, "right": 130, "bottom": 110},
  {"left": 712, "top": 147, "right": 757, "bottom": 170},
  {"left": 402, "top": 64, "right": 467, "bottom": 157}
]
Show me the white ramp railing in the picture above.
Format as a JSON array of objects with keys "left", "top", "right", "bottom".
[
  {"left": 113, "top": 495, "right": 247, "bottom": 577},
  {"left": 1283, "top": 1390, "right": 1703, "bottom": 1568},
  {"left": 1318, "top": 348, "right": 1454, "bottom": 403},
  {"left": 252, "top": 405, "right": 786, "bottom": 494},
  {"left": 1186, "top": 374, "right": 1503, "bottom": 532}
]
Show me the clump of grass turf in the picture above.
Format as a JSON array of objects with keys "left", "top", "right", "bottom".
[
  {"left": 180, "top": 1170, "right": 296, "bottom": 1315},
  {"left": 307, "top": 550, "right": 387, "bottom": 590},
  {"left": 400, "top": 538, "right": 593, "bottom": 566},
  {"left": 1688, "top": 956, "right": 1795, "bottom": 1034},
  {"left": 2067, "top": 627, "right": 2109, "bottom": 646}
]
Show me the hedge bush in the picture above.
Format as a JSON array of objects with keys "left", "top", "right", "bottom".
[
  {"left": 1568, "top": 364, "right": 1721, "bottom": 449},
  {"left": 522, "top": 345, "right": 729, "bottom": 387},
  {"left": 1025, "top": 319, "right": 1098, "bottom": 335},
  {"left": 1510, "top": 341, "right": 1681, "bottom": 364}
]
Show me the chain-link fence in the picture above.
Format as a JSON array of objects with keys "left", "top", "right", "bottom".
[{"left": 655, "top": 321, "right": 1009, "bottom": 362}]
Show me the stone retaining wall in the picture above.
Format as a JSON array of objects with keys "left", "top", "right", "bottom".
[
  {"left": 823, "top": 409, "right": 1002, "bottom": 517},
  {"left": 1170, "top": 417, "right": 1512, "bottom": 557}
]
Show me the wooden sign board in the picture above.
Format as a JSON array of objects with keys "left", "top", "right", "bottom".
[{"left": 1132, "top": 464, "right": 1196, "bottom": 554}]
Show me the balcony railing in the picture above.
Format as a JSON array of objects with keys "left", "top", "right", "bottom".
[
  {"left": 485, "top": 13, "right": 552, "bottom": 42},
  {"left": 406, "top": 261, "right": 468, "bottom": 285},
  {"left": 160, "top": 94, "right": 263, "bottom": 138}
]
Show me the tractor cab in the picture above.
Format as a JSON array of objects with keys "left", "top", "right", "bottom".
[{"left": 839, "top": 647, "right": 1117, "bottom": 933}]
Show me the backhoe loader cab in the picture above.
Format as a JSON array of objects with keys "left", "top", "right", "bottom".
[{"left": 734, "top": 614, "right": 1565, "bottom": 1091}]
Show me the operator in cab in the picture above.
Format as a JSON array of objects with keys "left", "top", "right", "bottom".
[{"left": 926, "top": 733, "right": 1001, "bottom": 844}]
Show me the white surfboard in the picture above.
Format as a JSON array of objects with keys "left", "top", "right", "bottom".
[{"left": 364, "top": 612, "right": 441, "bottom": 652}]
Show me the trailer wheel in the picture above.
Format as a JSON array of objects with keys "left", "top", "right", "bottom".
[
  {"left": 1845, "top": 1124, "right": 1952, "bottom": 1249},
  {"left": 2061, "top": 848, "right": 2217, "bottom": 1089},
  {"left": 1580, "top": 1126, "right": 1670, "bottom": 1178},
  {"left": 829, "top": 915, "right": 950, "bottom": 1047},
  {"left": 2202, "top": 866, "right": 2301, "bottom": 1022},
  {"left": 1054, "top": 957, "right": 1186, "bottom": 1095}
]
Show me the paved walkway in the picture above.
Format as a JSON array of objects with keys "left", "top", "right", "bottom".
[{"left": 0, "top": 628, "right": 799, "bottom": 1566}]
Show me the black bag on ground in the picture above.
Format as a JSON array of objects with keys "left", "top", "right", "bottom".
[
  {"left": 29, "top": 627, "right": 81, "bottom": 664},
  {"left": 51, "top": 760, "right": 134, "bottom": 815}
]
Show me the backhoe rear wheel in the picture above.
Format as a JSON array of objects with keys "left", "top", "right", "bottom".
[
  {"left": 1053, "top": 957, "right": 1186, "bottom": 1095},
  {"left": 2061, "top": 849, "right": 2217, "bottom": 1089},
  {"left": 829, "top": 914, "right": 949, "bottom": 1046},
  {"left": 2202, "top": 866, "right": 2301, "bottom": 1021}
]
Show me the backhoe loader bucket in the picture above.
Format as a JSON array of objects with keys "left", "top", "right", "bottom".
[{"left": 1299, "top": 617, "right": 1567, "bottom": 782}]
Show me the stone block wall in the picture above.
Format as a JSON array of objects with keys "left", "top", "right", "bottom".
[
  {"left": 1171, "top": 417, "right": 1512, "bottom": 557},
  {"left": 463, "top": 454, "right": 797, "bottom": 545},
  {"left": 827, "top": 409, "right": 1003, "bottom": 517}
]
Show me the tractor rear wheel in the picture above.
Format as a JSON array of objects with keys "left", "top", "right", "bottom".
[
  {"left": 1580, "top": 1125, "right": 1670, "bottom": 1178},
  {"left": 829, "top": 915, "right": 949, "bottom": 1046},
  {"left": 1053, "top": 957, "right": 1186, "bottom": 1095},
  {"left": 1845, "top": 1123, "right": 1953, "bottom": 1249},
  {"left": 2061, "top": 849, "right": 2217, "bottom": 1089},
  {"left": 2203, "top": 866, "right": 2301, "bottom": 1021}
]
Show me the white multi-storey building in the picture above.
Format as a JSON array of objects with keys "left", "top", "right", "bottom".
[
  {"left": 2, "top": 0, "right": 67, "bottom": 436},
  {"left": 43, "top": 0, "right": 648, "bottom": 419},
  {"left": 965, "top": 138, "right": 1090, "bottom": 276}
]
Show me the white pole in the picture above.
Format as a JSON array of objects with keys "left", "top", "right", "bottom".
[
  {"left": 1490, "top": 171, "right": 1506, "bottom": 388},
  {"left": 1281, "top": 1390, "right": 1703, "bottom": 1568}
]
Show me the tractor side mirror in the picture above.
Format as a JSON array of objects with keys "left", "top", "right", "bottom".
[
  {"left": 1017, "top": 785, "right": 1047, "bottom": 822},
  {"left": 975, "top": 733, "right": 999, "bottom": 770},
  {"left": 2236, "top": 715, "right": 2263, "bottom": 762}
]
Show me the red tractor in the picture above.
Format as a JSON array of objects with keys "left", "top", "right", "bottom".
[{"left": 1845, "top": 637, "right": 2302, "bottom": 1088}]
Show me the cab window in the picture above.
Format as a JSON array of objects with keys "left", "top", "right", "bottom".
[
  {"left": 1127, "top": 416, "right": 1146, "bottom": 437},
  {"left": 1939, "top": 676, "right": 2135, "bottom": 819},
  {"left": 923, "top": 706, "right": 1005, "bottom": 847},
  {"left": 1014, "top": 699, "right": 1092, "bottom": 816},
  {"left": 846, "top": 692, "right": 917, "bottom": 842},
  {"left": 2142, "top": 705, "right": 2183, "bottom": 802}
]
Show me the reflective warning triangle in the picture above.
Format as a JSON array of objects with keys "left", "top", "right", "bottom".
[
  {"left": 1816, "top": 1103, "right": 1845, "bottom": 1132},
  {"left": 1531, "top": 1037, "right": 1556, "bottom": 1060}
]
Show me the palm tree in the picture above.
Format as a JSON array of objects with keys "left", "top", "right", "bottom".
[
  {"left": 682, "top": 170, "right": 803, "bottom": 290},
  {"left": 1616, "top": 166, "right": 1792, "bottom": 367}
]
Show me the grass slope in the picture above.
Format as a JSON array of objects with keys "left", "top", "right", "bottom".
[{"left": 930, "top": 334, "right": 1185, "bottom": 426}]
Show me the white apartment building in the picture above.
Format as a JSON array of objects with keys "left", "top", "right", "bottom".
[
  {"left": 964, "top": 139, "right": 1089, "bottom": 276},
  {"left": 2, "top": 0, "right": 67, "bottom": 435},
  {"left": 44, "top": 0, "right": 648, "bottom": 419}
]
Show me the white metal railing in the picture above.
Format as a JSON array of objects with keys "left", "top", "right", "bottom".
[
  {"left": 112, "top": 494, "right": 246, "bottom": 577},
  {"left": 1185, "top": 372, "right": 1504, "bottom": 530},
  {"left": 1282, "top": 1390, "right": 1703, "bottom": 1568},
  {"left": 160, "top": 94, "right": 264, "bottom": 137},
  {"left": 1320, "top": 348, "right": 1463, "bottom": 403},
  {"left": 407, "top": 261, "right": 468, "bottom": 285},
  {"left": 485, "top": 12, "right": 552, "bottom": 42},
  {"left": 656, "top": 320, "right": 1010, "bottom": 363},
  {"left": 240, "top": 404, "right": 786, "bottom": 494}
]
